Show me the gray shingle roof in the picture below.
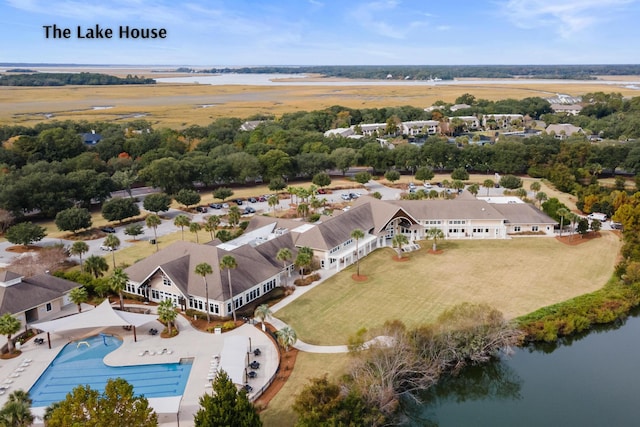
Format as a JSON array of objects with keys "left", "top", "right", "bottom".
[
  {"left": 491, "top": 203, "right": 557, "bottom": 225},
  {"left": 0, "top": 272, "right": 79, "bottom": 315}
]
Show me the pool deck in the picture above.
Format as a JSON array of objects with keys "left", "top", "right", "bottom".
[{"left": 0, "top": 304, "right": 279, "bottom": 427}]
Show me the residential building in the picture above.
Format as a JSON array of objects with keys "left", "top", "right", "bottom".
[
  {"left": 454, "top": 116, "right": 480, "bottom": 130},
  {"left": 482, "top": 114, "right": 524, "bottom": 129},
  {"left": 545, "top": 123, "right": 584, "bottom": 139},
  {"left": 450, "top": 104, "right": 471, "bottom": 112},
  {"left": 401, "top": 120, "right": 440, "bottom": 135},
  {"left": 550, "top": 104, "right": 583, "bottom": 115}
]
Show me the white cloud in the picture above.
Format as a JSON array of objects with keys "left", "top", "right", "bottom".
[
  {"left": 500, "top": 0, "right": 636, "bottom": 38},
  {"left": 351, "top": 0, "right": 429, "bottom": 39}
]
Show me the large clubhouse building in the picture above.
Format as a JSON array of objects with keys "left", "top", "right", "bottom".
[{"left": 124, "top": 195, "right": 556, "bottom": 318}]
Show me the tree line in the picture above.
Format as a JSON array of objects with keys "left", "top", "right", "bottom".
[{"left": 0, "top": 72, "right": 155, "bottom": 86}]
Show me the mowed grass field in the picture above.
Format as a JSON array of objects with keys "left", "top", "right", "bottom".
[
  {"left": 275, "top": 233, "right": 622, "bottom": 346},
  {"left": 3, "top": 78, "right": 640, "bottom": 127}
]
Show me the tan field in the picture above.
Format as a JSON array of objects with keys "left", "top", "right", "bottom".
[{"left": 2, "top": 73, "right": 640, "bottom": 127}]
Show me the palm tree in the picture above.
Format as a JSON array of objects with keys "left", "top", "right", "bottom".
[
  {"left": 276, "top": 248, "right": 292, "bottom": 287},
  {"left": 70, "top": 241, "right": 89, "bottom": 273},
  {"left": 268, "top": 195, "right": 279, "bottom": 216},
  {"left": 0, "top": 313, "right": 21, "bottom": 355},
  {"left": 535, "top": 191, "right": 548, "bottom": 208},
  {"left": 189, "top": 222, "right": 201, "bottom": 243},
  {"left": 109, "top": 267, "right": 129, "bottom": 310},
  {"left": 69, "top": 286, "right": 88, "bottom": 313},
  {"left": 84, "top": 255, "right": 109, "bottom": 278},
  {"left": 297, "top": 203, "right": 309, "bottom": 219},
  {"left": 254, "top": 304, "right": 272, "bottom": 331},
  {"left": 145, "top": 214, "right": 161, "bottom": 252},
  {"left": 568, "top": 212, "right": 579, "bottom": 240},
  {"left": 392, "top": 234, "right": 409, "bottom": 259},
  {"left": 467, "top": 183, "right": 480, "bottom": 197},
  {"left": 426, "top": 227, "right": 445, "bottom": 251},
  {"left": 276, "top": 326, "right": 297, "bottom": 352},
  {"left": 1, "top": 390, "right": 33, "bottom": 427},
  {"left": 104, "top": 234, "right": 120, "bottom": 269},
  {"left": 295, "top": 251, "right": 312, "bottom": 280},
  {"left": 530, "top": 181, "right": 541, "bottom": 195},
  {"left": 219, "top": 255, "right": 238, "bottom": 322},
  {"left": 350, "top": 229, "right": 365, "bottom": 277},
  {"left": 557, "top": 207, "right": 570, "bottom": 237},
  {"left": 194, "top": 262, "right": 213, "bottom": 323},
  {"left": 157, "top": 299, "right": 177, "bottom": 335},
  {"left": 228, "top": 206, "right": 241, "bottom": 228},
  {"left": 174, "top": 214, "right": 191, "bottom": 240},
  {"left": 204, "top": 215, "right": 220, "bottom": 241},
  {"left": 483, "top": 179, "right": 495, "bottom": 196}
]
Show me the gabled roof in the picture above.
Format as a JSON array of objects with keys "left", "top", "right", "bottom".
[
  {"left": 0, "top": 272, "right": 79, "bottom": 316},
  {"left": 352, "top": 196, "right": 419, "bottom": 234},
  {"left": 391, "top": 199, "right": 505, "bottom": 221},
  {"left": 125, "top": 241, "right": 282, "bottom": 301},
  {"left": 491, "top": 203, "right": 557, "bottom": 225}
]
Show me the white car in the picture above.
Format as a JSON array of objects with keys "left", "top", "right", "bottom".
[
  {"left": 423, "top": 182, "right": 432, "bottom": 189},
  {"left": 100, "top": 245, "right": 115, "bottom": 251}
]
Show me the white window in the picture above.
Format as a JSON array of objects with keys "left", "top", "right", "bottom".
[
  {"left": 514, "top": 226, "right": 521, "bottom": 232},
  {"left": 532, "top": 226, "right": 539, "bottom": 232}
]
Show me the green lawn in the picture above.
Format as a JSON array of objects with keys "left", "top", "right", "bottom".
[{"left": 275, "top": 233, "right": 622, "bottom": 345}]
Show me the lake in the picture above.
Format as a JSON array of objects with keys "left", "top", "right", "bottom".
[{"left": 410, "top": 314, "right": 640, "bottom": 426}]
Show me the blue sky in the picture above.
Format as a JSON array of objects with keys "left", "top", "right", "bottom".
[{"left": 1, "top": 0, "right": 639, "bottom": 65}]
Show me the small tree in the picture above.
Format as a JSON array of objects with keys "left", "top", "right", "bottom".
[
  {"left": 55, "top": 207, "right": 92, "bottom": 234},
  {"left": 312, "top": 172, "right": 331, "bottom": 189},
  {"left": 228, "top": 206, "right": 241, "bottom": 228},
  {"left": 295, "top": 250, "right": 312, "bottom": 280},
  {"left": 384, "top": 170, "right": 401, "bottom": 183},
  {"left": 84, "top": 255, "right": 109, "bottom": 278},
  {"left": 104, "top": 233, "right": 120, "bottom": 267},
  {"left": 213, "top": 187, "right": 234, "bottom": 202},
  {"left": 174, "top": 188, "right": 201, "bottom": 209},
  {"left": 204, "top": 215, "right": 220, "bottom": 241},
  {"left": 220, "top": 255, "right": 238, "bottom": 322},
  {"left": 109, "top": 267, "right": 128, "bottom": 310},
  {"left": 483, "top": 179, "right": 495, "bottom": 196},
  {"left": 268, "top": 195, "right": 279, "bottom": 216},
  {"left": 556, "top": 207, "right": 570, "bottom": 237},
  {"left": 0, "top": 314, "right": 21, "bottom": 355},
  {"left": 5, "top": 222, "right": 46, "bottom": 247},
  {"left": 415, "top": 166, "right": 434, "bottom": 184},
  {"left": 590, "top": 219, "right": 602, "bottom": 234},
  {"left": 174, "top": 214, "right": 191, "bottom": 240},
  {"left": 467, "top": 183, "right": 480, "bottom": 197},
  {"left": 142, "top": 193, "right": 171, "bottom": 214},
  {"left": 254, "top": 304, "right": 272, "bottom": 332},
  {"left": 451, "top": 167, "right": 469, "bottom": 181},
  {"left": 145, "top": 214, "right": 161, "bottom": 252},
  {"left": 351, "top": 228, "right": 365, "bottom": 277},
  {"left": 535, "top": 191, "right": 548, "bottom": 208},
  {"left": 276, "top": 248, "right": 293, "bottom": 287},
  {"left": 354, "top": 171, "right": 372, "bottom": 185},
  {"left": 124, "top": 223, "right": 144, "bottom": 241},
  {"left": 392, "top": 234, "right": 409, "bottom": 259},
  {"left": 576, "top": 218, "right": 590, "bottom": 237},
  {"left": 69, "top": 286, "right": 88, "bottom": 313},
  {"left": 297, "top": 203, "right": 309, "bottom": 219},
  {"left": 189, "top": 222, "right": 202, "bottom": 243},
  {"left": 45, "top": 378, "right": 157, "bottom": 427},
  {"left": 268, "top": 177, "right": 286, "bottom": 193},
  {"left": 70, "top": 241, "right": 89, "bottom": 272},
  {"left": 195, "top": 262, "right": 213, "bottom": 323},
  {"left": 499, "top": 174, "right": 522, "bottom": 189},
  {"left": 102, "top": 197, "right": 140, "bottom": 223},
  {"left": 0, "top": 389, "right": 34, "bottom": 427},
  {"left": 158, "top": 299, "right": 177, "bottom": 335},
  {"left": 530, "top": 181, "right": 541, "bottom": 194},
  {"left": 427, "top": 227, "right": 445, "bottom": 251},
  {"left": 276, "top": 326, "right": 297, "bottom": 352},
  {"left": 194, "top": 370, "right": 262, "bottom": 427}
]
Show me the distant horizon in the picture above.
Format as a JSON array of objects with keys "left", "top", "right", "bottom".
[
  {"left": 2, "top": 1, "right": 639, "bottom": 65},
  {"left": 2, "top": 63, "right": 640, "bottom": 68}
]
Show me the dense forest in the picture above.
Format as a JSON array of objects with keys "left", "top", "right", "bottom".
[
  {"left": 183, "top": 64, "right": 640, "bottom": 80},
  {"left": 1, "top": 93, "right": 640, "bottom": 220},
  {"left": 0, "top": 72, "right": 156, "bottom": 86}
]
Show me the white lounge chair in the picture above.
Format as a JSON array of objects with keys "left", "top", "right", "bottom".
[{"left": 138, "top": 350, "right": 148, "bottom": 357}]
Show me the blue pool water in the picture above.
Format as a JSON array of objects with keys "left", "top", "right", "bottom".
[{"left": 29, "top": 334, "right": 192, "bottom": 408}]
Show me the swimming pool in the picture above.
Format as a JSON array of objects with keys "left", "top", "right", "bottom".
[{"left": 29, "top": 334, "right": 192, "bottom": 408}]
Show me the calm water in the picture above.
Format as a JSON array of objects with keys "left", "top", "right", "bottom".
[
  {"left": 410, "top": 315, "right": 640, "bottom": 426},
  {"left": 29, "top": 334, "right": 192, "bottom": 408},
  {"left": 155, "top": 74, "right": 640, "bottom": 87}
]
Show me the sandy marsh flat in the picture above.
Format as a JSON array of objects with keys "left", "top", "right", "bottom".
[{"left": 2, "top": 71, "right": 640, "bottom": 127}]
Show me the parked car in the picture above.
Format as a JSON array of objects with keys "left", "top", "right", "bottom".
[
  {"left": 248, "top": 197, "right": 257, "bottom": 203},
  {"left": 209, "top": 203, "right": 222, "bottom": 209},
  {"left": 341, "top": 194, "right": 352, "bottom": 201},
  {"left": 349, "top": 193, "right": 360, "bottom": 199},
  {"left": 611, "top": 222, "right": 623, "bottom": 230},
  {"left": 408, "top": 182, "right": 416, "bottom": 189},
  {"left": 257, "top": 196, "right": 267, "bottom": 202},
  {"left": 100, "top": 244, "right": 115, "bottom": 251},
  {"left": 101, "top": 226, "right": 116, "bottom": 233},
  {"left": 196, "top": 206, "right": 208, "bottom": 213},
  {"left": 317, "top": 188, "right": 327, "bottom": 194},
  {"left": 243, "top": 207, "right": 256, "bottom": 214},
  {"left": 222, "top": 203, "right": 230, "bottom": 209},
  {"left": 235, "top": 199, "right": 244, "bottom": 206},
  {"left": 424, "top": 182, "right": 432, "bottom": 189}
]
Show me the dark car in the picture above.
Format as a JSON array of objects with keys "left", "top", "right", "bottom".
[
  {"left": 248, "top": 197, "right": 257, "bottom": 203},
  {"left": 244, "top": 207, "right": 256, "bottom": 214},
  {"left": 235, "top": 199, "right": 244, "bottom": 206},
  {"left": 209, "top": 203, "right": 222, "bottom": 209},
  {"left": 101, "top": 226, "right": 116, "bottom": 233},
  {"left": 196, "top": 206, "right": 208, "bottom": 213},
  {"left": 317, "top": 188, "right": 327, "bottom": 194}
]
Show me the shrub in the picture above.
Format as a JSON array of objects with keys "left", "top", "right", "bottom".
[
  {"left": 222, "top": 321, "right": 236, "bottom": 331},
  {"left": 294, "top": 273, "right": 321, "bottom": 286}
]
